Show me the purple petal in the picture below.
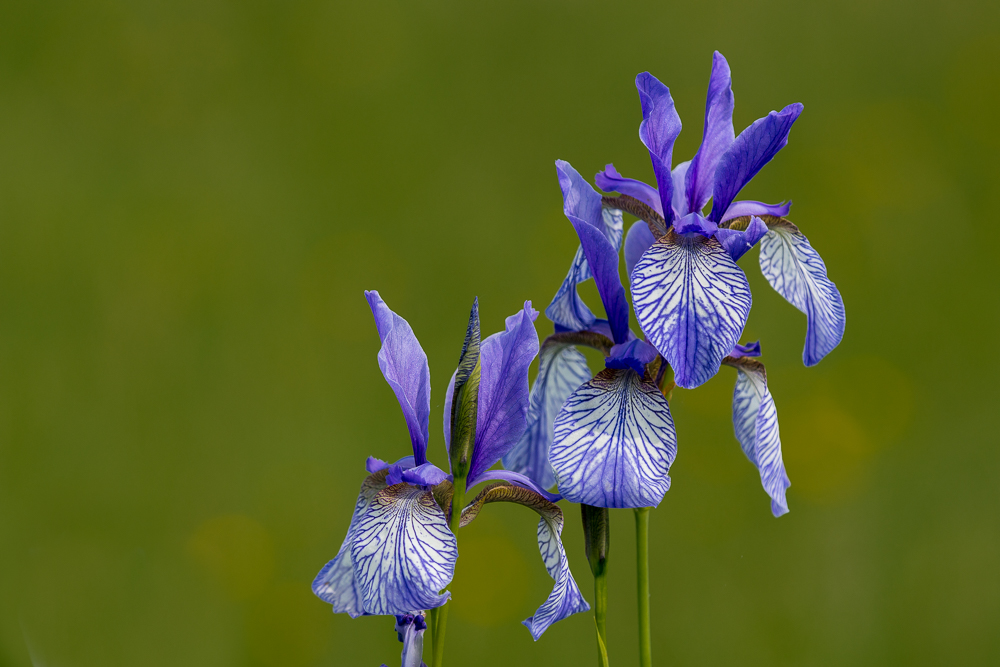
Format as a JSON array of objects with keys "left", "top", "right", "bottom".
[
  {"left": 502, "top": 342, "right": 591, "bottom": 490},
  {"left": 685, "top": 52, "right": 736, "bottom": 214},
  {"left": 555, "top": 159, "right": 603, "bottom": 229},
  {"left": 727, "top": 357, "right": 789, "bottom": 517},
  {"left": 624, "top": 220, "right": 657, "bottom": 278},
  {"left": 394, "top": 614, "right": 428, "bottom": 667},
  {"left": 466, "top": 302, "right": 540, "bottom": 485},
  {"left": 312, "top": 473, "right": 388, "bottom": 617},
  {"left": 636, "top": 72, "right": 682, "bottom": 223},
  {"left": 672, "top": 212, "right": 719, "bottom": 237},
  {"left": 710, "top": 103, "right": 803, "bottom": 222},
  {"left": 400, "top": 462, "right": 449, "bottom": 488},
  {"left": 595, "top": 164, "right": 664, "bottom": 217},
  {"left": 720, "top": 199, "right": 791, "bottom": 222},
  {"left": 729, "top": 340, "right": 761, "bottom": 358},
  {"left": 550, "top": 368, "right": 676, "bottom": 508},
  {"left": 759, "top": 224, "right": 845, "bottom": 366},
  {"left": 714, "top": 215, "right": 768, "bottom": 261},
  {"left": 365, "top": 291, "right": 432, "bottom": 465},
  {"left": 351, "top": 484, "right": 457, "bottom": 615},
  {"left": 472, "top": 469, "right": 563, "bottom": 502},
  {"left": 566, "top": 214, "right": 630, "bottom": 344},
  {"left": 606, "top": 338, "right": 659, "bottom": 375},
  {"left": 671, "top": 161, "right": 691, "bottom": 218},
  {"left": 631, "top": 235, "right": 752, "bottom": 388},
  {"left": 524, "top": 505, "right": 589, "bottom": 638},
  {"left": 442, "top": 369, "right": 456, "bottom": 455}
]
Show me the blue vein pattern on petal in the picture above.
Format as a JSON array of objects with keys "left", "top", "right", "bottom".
[
  {"left": 365, "top": 291, "right": 432, "bottom": 465},
  {"left": 636, "top": 72, "right": 682, "bottom": 223},
  {"left": 758, "top": 223, "right": 845, "bottom": 366},
  {"left": 685, "top": 51, "right": 735, "bottom": 214},
  {"left": 460, "top": 484, "right": 589, "bottom": 639},
  {"left": 725, "top": 356, "right": 790, "bottom": 517},
  {"left": 466, "top": 302, "right": 540, "bottom": 486},
  {"left": 351, "top": 483, "right": 457, "bottom": 615},
  {"left": 503, "top": 341, "right": 591, "bottom": 490},
  {"left": 312, "top": 472, "right": 388, "bottom": 617},
  {"left": 550, "top": 368, "right": 676, "bottom": 508},
  {"left": 631, "top": 234, "right": 752, "bottom": 388},
  {"left": 624, "top": 220, "right": 657, "bottom": 277},
  {"left": 545, "top": 210, "right": 624, "bottom": 332}
]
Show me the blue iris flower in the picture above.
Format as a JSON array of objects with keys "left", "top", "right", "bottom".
[
  {"left": 505, "top": 161, "right": 677, "bottom": 509},
  {"left": 312, "top": 291, "right": 588, "bottom": 649},
  {"left": 597, "top": 51, "right": 845, "bottom": 389}
]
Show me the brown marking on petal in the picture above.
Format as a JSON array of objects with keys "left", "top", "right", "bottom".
[
  {"left": 541, "top": 331, "right": 614, "bottom": 357},
  {"left": 601, "top": 195, "right": 668, "bottom": 239},
  {"left": 459, "top": 481, "right": 563, "bottom": 529},
  {"left": 722, "top": 355, "right": 768, "bottom": 381},
  {"left": 720, "top": 215, "right": 799, "bottom": 233}
]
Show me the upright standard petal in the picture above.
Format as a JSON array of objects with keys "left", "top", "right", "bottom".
[
  {"left": 566, "top": 212, "right": 630, "bottom": 344},
  {"left": 758, "top": 220, "right": 845, "bottom": 365},
  {"left": 709, "top": 103, "right": 803, "bottom": 223},
  {"left": 466, "top": 302, "right": 540, "bottom": 486},
  {"left": 636, "top": 72, "right": 682, "bottom": 223},
  {"left": 502, "top": 341, "right": 591, "bottom": 490},
  {"left": 723, "top": 356, "right": 790, "bottom": 517},
  {"left": 624, "top": 220, "right": 657, "bottom": 277},
  {"left": 550, "top": 368, "right": 676, "bottom": 508},
  {"left": 631, "top": 234, "right": 752, "bottom": 388},
  {"left": 595, "top": 164, "right": 663, "bottom": 217},
  {"left": 461, "top": 482, "right": 590, "bottom": 640},
  {"left": 671, "top": 161, "right": 691, "bottom": 218},
  {"left": 351, "top": 484, "right": 458, "bottom": 615},
  {"left": 312, "top": 470, "right": 389, "bottom": 617},
  {"left": 685, "top": 51, "right": 735, "bottom": 214},
  {"left": 714, "top": 215, "right": 768, "bottom": 261},
  {"left": 366, "top": 291, "right": 432, "bottom": 465}
]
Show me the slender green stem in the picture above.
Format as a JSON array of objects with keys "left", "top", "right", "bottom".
[
  {"left": 635, "top": 508, "right": 652, "bottom": 667},
  {"left": 430, "top": 480, "right": 465, "bottom": 667},
  {"left": 594, "top": 564, "right": 610, "bottom": 667},
  {"left": 426, "top": 607, "right": 437, "bottom": 660}
]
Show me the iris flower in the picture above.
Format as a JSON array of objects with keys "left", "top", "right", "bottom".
[
  {"left": 312, "top": 291, "right": 588, "bottom": 662},
  {"left": 505, "top": 160, "right": 677, "bottom": 510},
  {"left": 597, "top": 51, "right": 845, "bottom": 389}
]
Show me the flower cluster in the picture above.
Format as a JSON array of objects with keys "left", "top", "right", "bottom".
[{"left": 312, "top": 51, "right": 844, "bottom": 667}]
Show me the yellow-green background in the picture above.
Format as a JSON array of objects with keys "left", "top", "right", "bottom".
[{"left": 1, "top": 0, "right": 998, "bottom": 665}]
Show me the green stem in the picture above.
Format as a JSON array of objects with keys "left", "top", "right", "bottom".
[
  {"left": 581, "top": 504, "right": 611, "bottom": 667},
  {"left": 635, "top": 507, "right": 652, "bottom": 667},
  {"left": 594, "top": 564, "right": 610, "bottom": 667},
  {"left": 430, "top": 479, "right": 466, "bottom": 667}
]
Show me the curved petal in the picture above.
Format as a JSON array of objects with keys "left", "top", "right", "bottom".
[
  {"left": 624, "top": 220, "right": 656, "bottom": 277},
  {"left": 636, "top": 72, "right": 682, "bottom": 223},
  {"left": 714, "top": 215, "right": 768, "bottom": 261},
  {"left": 685, "top": 51, "right": 735, "bottom": 214},
  {"left": 366, "top": 291, "right": 432, "bottom": 465},
  {"left": 460, "top": 483, "right": 590, "bottom": 639},
  {"left": 502, "top": 342, "right": 591, "bottom": 490},
  {"left": 631, "top": 234, "right": 752, "bottom": 388},
  {"left": 724, "top": 356, "right": 790, "bottom": 517},
  {"left": 606, "top": 338, "right": 659, "bottom": 375},
  {"left": 312, "top": 471, "right": 389, "bottom": 617},
  {"left": 393, "top": 614, "right": 428, "bottom": 667},
  {"left": 595, "top": 164, "right": 663, "bottom": 217},
  {"left": 709, "top": 103, "right": 803, "bottom": 223},
  {"left": 566, "top": 212, "right": 629, "bottom": 344},
  {"left": 730, "top": 340, "right": 761, "bottom": 358},
  {"left": 721, "top": 199, "right": 791, "bottom": 222},
  {"left": 758, "top": 222, "right": 845, "bottom": 366},
  {"left": 545, "top": 244, "right": 600, "bottom": 332},
  {"left": 351, "top": 484, "right": 457, "bottom": 615},
  {"left": 471, "top": 469, "right": 562, "bottom": 502},
  {"left": 550, "top": 368, "right": 676, "bottom": 508},
  {"left": 671, "top": 161, "right": 691, "bottom": 218},
  {"left": 466, "top": 302, "right": 540, "bottom": 485},
  {"left": 555, "top": 159, "right": 603, "bottom": 229}
]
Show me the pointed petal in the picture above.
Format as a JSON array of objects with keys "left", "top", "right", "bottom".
[
  {"left": 595, "top": 164, "right": 663, "bottom": 217},
  {"left": 631, "top": 234, "right": 752, "bottom": 388},
  {"left": 624, "top": 220, "right": 657, "bottom": 277},
  {"left": 758, "top": 221, "right": 845, "bottom": 365},
  {"left": 565, "top": 212, "right": 630, "bottom": 344},
  {"left": 714, "top": 215, "right": 768, "bottom": 261},
  {"left": 710, "top": 103, "right": 803, "bottom": 222},
  {"left": 636, "top": 72, "right": 682, "bottom": 223},
  {"left": 686, "top": 51, "right": 736, "bottom": 214},
  {"left": 502, "top": 342, "right": 591, "bottom": 490},
  {"left": 720, "top": 199, "right": 791, "bottom": 221},
  {"left": 466, "top": 302, "right": 540, "bottom": 485},
  {"left": 550, "top": 368, "right": 676, "bottom": 508},
  {"left": 555, "top": 159, "right": 603, "bottom": 229},
  {"left": 312, "top": 471, "right": 389, "bottom": 617},
  {"left": 351, "top": 484, "right": 457, "bottom": 615},
  {"left": 460, "top": 483, "right": 590, "bottom": 639},
  {"left": 724, "top": 356, "right": 790, "bottom": 517},
  {"left": 365, "top": 291, "right": 432, "bottom": 465}
]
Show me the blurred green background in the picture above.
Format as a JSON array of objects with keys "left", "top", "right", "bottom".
[{"left": 1, "top": 0, "right": 998, "bottom": 665}]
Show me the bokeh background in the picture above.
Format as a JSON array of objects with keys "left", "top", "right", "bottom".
[{"left": 1, "top": 0, "right": 998, "bottom": 665}]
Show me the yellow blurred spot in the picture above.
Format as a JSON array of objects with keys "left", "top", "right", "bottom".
[
  {"left": 246, "top": 582, "right": 330, "bottom": 667},
  {"left": 186, "top": 514, "right": 275, "bottom": 601},
  {"left": 452, "top": 533, "right": 530, "bottom": 627}
]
